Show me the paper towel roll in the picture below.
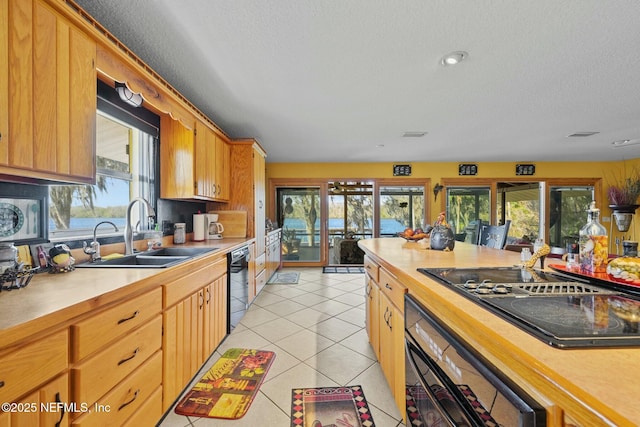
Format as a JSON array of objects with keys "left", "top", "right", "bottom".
[{"left": 193, "top": 214, "right": 206, "bottom": 241}]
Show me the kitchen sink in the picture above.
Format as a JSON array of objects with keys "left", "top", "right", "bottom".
[
  {"left": 142, "top": 247, "right": 218, "bottom": 257},
  {"left": 75, "top": 247, "right": 218, "bottom": 268}
]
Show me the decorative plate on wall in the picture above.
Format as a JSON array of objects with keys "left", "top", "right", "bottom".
[
  {"left": 0, "top": 198, "right": 44, "bottom": 242},
  {"left": 0, "top": 202, "right": 25, "bottom": 238}
]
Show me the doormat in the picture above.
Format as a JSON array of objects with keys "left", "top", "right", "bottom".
[
  {"left": 174, "top": 348, "right": 275, "bottom": 420},
  {"left": 268, "top": 271, "right": 300, "bottom": 284},
  {"left": 291, "top": 385, "right": 375, "bottom": 427},
  {"left": 323, "top": 266, "right": 365, "bottom": 274}
]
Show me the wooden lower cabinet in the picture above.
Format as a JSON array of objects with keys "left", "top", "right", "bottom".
[
  {"left": 71, "top": 351, "right": 162, "bottom": 427},
  {"left": 378, "top": 292, "right": 405, "bottom": 416},
  {"left": 162, "top": 258, "right": 228, "bottom": 411},
  {"left": 365, "top": 276, "right": 379, "bottom": 359},
  {"left": 364, "top": 256, "right": 406, "bottom": 421},
  {"left": 0, "top": 373, "right": 69, "bottom": 427},
  {"left": 265, "top": 229, "right": 281, "bottom": 281},
  {"left": 0, "top": 329, "right": 68, "bottom": 407}
]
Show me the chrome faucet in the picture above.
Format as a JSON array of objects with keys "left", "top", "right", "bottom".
[
  {"left": 125, "top": 197, "right": 156, "bottom": 255},
  {"left": 83, "top": 221, "right": 119, "bottom": 262}
]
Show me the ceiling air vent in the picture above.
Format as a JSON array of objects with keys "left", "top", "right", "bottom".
[
  {"left": 402, "top": 132, "right": 427, "bottom": 138},
  {"left": 566, "top": 131, "right": 599, "bottom": 137}
]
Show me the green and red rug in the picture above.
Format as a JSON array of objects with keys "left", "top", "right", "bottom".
[
  {"left": 291, "top": 385, "right": 375, "bottom": 427},
  {"left": 175, "top": 348, "right": 275, "bottom": 419}
]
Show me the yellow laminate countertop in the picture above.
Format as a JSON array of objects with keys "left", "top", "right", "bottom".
[
  {"left": 0, "top": 239, "right": 251, "bottom": 348},
  {"left": 359, "top": 237, "right": 639, "bottom": 426}
]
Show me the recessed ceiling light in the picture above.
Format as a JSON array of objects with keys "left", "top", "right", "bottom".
[
  {"left": 612, "top": 139, "right": 640, "bottom": 148},
  {"left": 402, "top": 132, "right": 427, "bottom": 137},
  {"left": 440, "top": 51, "right": 468, "bottom": 66},
  {"left": 566, "top": 131, "right": 600, "bottom": 137}
]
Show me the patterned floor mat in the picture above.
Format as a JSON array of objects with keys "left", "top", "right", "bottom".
[
  {"left": 174, "top": 348, "right": 275, "bottom": 419},
  {"left": 291, "top": 385, "right": 375, "bottom": 427}
]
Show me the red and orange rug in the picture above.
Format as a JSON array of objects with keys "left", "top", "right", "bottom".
[
  {"left": 175, "top": 348, "right": 275, "bottom": 419},
  {"left": 291, "top": 385, "right": 376, "bottom": 427}
]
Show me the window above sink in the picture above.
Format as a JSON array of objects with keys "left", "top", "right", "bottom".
[{"left": 48, "top": 80, "right": 160, "bottom": 243}]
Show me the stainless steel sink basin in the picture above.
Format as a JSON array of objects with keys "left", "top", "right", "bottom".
[{"left": 75, "top": 247, "right": 218, "bottom": 268}]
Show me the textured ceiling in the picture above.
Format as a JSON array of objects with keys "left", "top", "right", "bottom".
[{"left": 74, "top": 0, "right": 640, "bottom": 163}]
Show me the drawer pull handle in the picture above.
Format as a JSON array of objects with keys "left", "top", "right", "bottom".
[
  {"left": 118, "top": 389, "right": 140, "bottom": 411},
  {"left": 0, "top": 380, "right": 4, "bottom": 388},
  {"left": 117, "top": 310, "right": 140, "bottom": 325},
  {"left": 117, "top": 347, "right": 140, "bottom": 365},
  {"left": 55, "top": 392, "right": 65, "bottom": 427},
  {"left": 206, "top": 287, "right": 211, "bottom": 303},
  {"left": 385, "top": 283, "right": 392, "bottom": 290}
]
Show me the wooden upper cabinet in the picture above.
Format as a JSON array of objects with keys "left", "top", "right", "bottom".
[
  {"left": 160, "top": 115, "right": 195, "bottom": 199},
  {"left": 216, "top": 135, "right": 231, "bottom": 200},
  {"left": 0, "top": 0, "right": 8, "bottom": 165},
  {"left": 192, "top": 119, "right": 230, "bottom": 201},
  {"left": 1, "top": 0, "right": 96, "bottom": 183}
]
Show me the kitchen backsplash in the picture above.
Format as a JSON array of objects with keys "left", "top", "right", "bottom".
[{"left": 0, "top": 181, "right": 208, "bottom": 248}]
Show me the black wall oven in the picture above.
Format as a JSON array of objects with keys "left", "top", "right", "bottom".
[{"left": 405, "top": 295, "right": 546, "bottom": 426}]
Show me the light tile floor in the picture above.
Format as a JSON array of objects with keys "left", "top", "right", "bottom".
[{"left": 158, "top": 267, "right": 406, "bottom": 427}]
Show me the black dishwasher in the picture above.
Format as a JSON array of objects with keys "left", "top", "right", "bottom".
[{"left": 227, "top": 246, "right": 250, "bottom": 333}]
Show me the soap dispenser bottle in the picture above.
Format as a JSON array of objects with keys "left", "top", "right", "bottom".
[{"left": 578, "top": 201, "right": 608, "bottom": 273}]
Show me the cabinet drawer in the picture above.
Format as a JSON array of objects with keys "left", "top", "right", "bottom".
[
  {"left": 72, "top": 351, "right": 162, "bottom": 427},
  {"left": 256, "top": 268, "right": 267, "bottom": 295},
  {"left": 364, "top": 256, "right": 379, "bottom": 283},
  {"left": 72, "top": 288, "right": 162, "bottom": 361},
  {"left": 72, "top": 316, "right": 162, "bottom": 405},
  {"left": 164, "top": 257, "right": 226, "bottom": 307},
  {"left": 122, "top": 386, "right": 162, "bottom": 427},
  {"left": 378, "top": 268, "right": 407, "bottom": 312},
  {"left": 255, "top": 252, "right": 266, "bottom": 273},
  {"left": 0, "top": 329, "right": 68, "bottom": 403}
]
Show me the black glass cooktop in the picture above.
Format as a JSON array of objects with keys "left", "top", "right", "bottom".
[{"left": 419, "top": 267, "right": 640, "bottom": 348}]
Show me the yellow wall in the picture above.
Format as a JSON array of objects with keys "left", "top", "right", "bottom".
[{"left": 266, "top": 158, "right": 640, "bottom": 246}]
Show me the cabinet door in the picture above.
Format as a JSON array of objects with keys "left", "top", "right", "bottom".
[
  {"left": 365, "top": 276, "right": 380, "bottom": 359},
  {"left": 67, "top": 26, "right": 96, "bottom": 180},
  {"left": 203, "top": 273, "right": 228, "bottom": 360},
  {"left": 194, "top": 119, "right": 208, "bottom": 197},
  {"left": 0, "top": 0, "right": 7, "bottom": 165},
  {"left": 215, "top": 135, "right": 230, "bottom": 200},
  {"left": 160, "top": 115, "right": 195, "bottom": 199},
  {"left": 162, "top": 291, "right": 199, "bottom": 407},
  {"left": 390, "top": 301, "right": 405, "bottom": 418},
  {"left": 378, "top": 293, "right": 405, "bottom": 418},
  {"left": 7, "top": 0, "right": 32, "bottom": 170},
  {"left": 0, "top": 373, "right": 69, "bottom": 427},
  {"left": 253, "top": 148, "right": 266, "bottom": 255},
  {"left": 4, "top": 0, "right": 95, "bottom": 182}
]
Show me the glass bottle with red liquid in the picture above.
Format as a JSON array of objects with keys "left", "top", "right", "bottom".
[{"left": 578, "top": 201, "right": 608, "bottom": 274}]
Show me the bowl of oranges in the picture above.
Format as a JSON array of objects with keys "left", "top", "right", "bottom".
[{"left": 397, "top": 226, "right": 431, "bottom": 241}]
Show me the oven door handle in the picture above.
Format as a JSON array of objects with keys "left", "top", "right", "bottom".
[{"left": 405, "top": 338, "right": 475, "bottom": 427}]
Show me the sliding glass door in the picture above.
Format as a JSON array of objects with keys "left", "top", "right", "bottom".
[
  {"left": 379, "top": 185, "right": 425, "bottom": 236},
  {"left": 328, "top": 182, "right": 373, "bottom": 265},
  {"left": 276, "top": 188, "right": 321, "bottom": 262}
]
